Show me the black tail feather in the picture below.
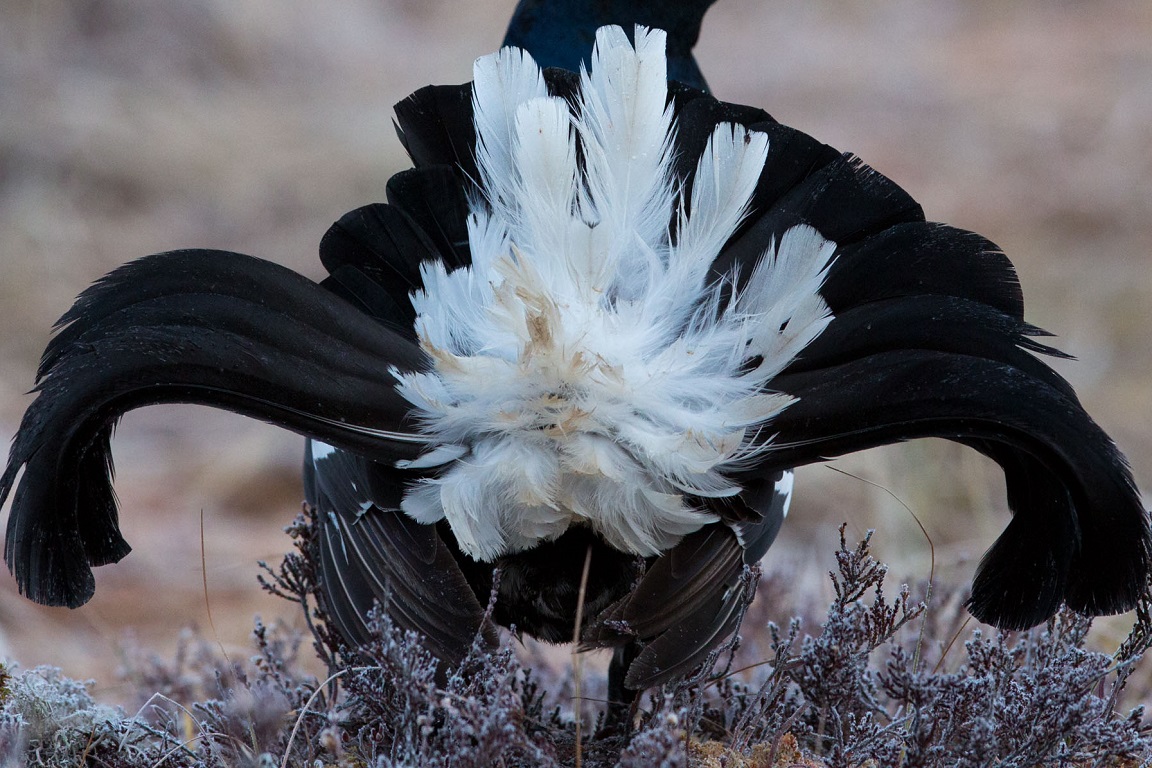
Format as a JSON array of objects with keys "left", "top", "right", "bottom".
[
  {"left": 766, "top": 350, "right": 1150, "bottom": 629},
  {"left": 964, "top": 444, "right": 1078, "bottom": 629},
  {"left": 2, "top": 250, "right": 428, "bottom": 607}
]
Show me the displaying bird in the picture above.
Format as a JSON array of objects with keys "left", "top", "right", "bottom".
[{"left": 2, "top": 0, "right": 1149, "bottom": 711}]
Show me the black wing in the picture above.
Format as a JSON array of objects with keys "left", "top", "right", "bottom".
[
  {"left": 582, "top": 470, "right": 792, "bottom": 689},
  {"left": 306, "top": 442, "right": 497, "bottom": 665}
]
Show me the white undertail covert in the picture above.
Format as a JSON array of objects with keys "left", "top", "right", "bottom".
[{"left": 393, "top": 25, "right": 837, "bottom": 561}]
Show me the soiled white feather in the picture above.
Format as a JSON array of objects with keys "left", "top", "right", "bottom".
[
  {"left": 394, "top": 26, "right": 837, "bottom": 561},
  {"left": 735, "top": 224, "right": 837, "bottom": 382}
]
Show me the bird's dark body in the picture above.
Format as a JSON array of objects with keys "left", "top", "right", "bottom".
[
  {"left": 446, "top": 523, "right": 643, "bottom": 644},
  {"left": 1, "top": 0, "right": 1149, "bottom": 705},
  {"left": 503, "top": 0, "right": 716, "bottom": 90}
]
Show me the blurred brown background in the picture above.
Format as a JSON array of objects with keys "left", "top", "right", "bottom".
[{"left": 0, "top": 0, "right": 1149, "bottom": 699}]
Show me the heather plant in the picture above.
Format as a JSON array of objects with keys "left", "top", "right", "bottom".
[
  {"left": 689, "top": 527, "right": 1152, "bottom": 767},
  {"left": 1, "top": 513, "right": 1150, "bottom": 767}
]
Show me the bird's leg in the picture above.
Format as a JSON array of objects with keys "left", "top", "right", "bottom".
[{"left": 603, "top": 640, "right": 641, "bottom": 734}]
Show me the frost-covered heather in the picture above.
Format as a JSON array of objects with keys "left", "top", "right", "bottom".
[{"left": 1, "top": 514, "right": 1149, "bottom": 767}]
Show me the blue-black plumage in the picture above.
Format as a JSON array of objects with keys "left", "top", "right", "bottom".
[{"left": 503, "top": 0, "right": 717, "bottom": 91}]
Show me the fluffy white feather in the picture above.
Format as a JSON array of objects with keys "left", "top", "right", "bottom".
[
  {"left": 472, "top": 46, "right": 548, "bottom": 214},
  {"left": 394, "top": 26, "right": 837, "bottom": 561}
]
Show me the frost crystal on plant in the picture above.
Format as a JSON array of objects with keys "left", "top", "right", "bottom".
[{"left": 394, "top": 26, "right": 836, "bottom": 561}]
